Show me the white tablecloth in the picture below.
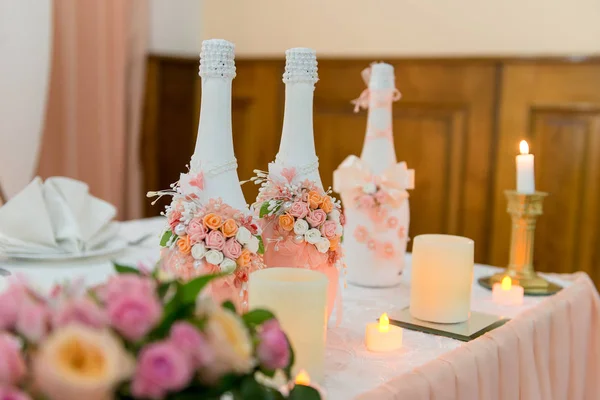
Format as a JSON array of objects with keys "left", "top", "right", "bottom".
[{"left": 0, "top": 218, "right": 573, "bottom": 399}]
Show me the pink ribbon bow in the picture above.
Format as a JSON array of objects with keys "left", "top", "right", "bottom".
[
  {"left": 333, "top": 155, "right": 414, "bottom": 207},
  {"left": 351, "top": 63, "right": 402, "bottom": 113}
]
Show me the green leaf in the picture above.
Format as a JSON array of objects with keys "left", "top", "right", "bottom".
[
  {"left": 114, "top": 263, "right": 141, "bottom": 275},
  {"left": 283, "top": 332, "right": 295, "bottom": 380},
  {"left": 259, "top": 202, "right": 271, "bottom": 218},
  {"left": 257, "top": 235, "right": 265, "bottom": 255},
  {"left": 222, "top": 300, "right": 237, "bottom": 313},
  {"left": 259, "top": 367, "right": 277, "bottom": 378},
  {"left": 242, "top": 309, "right": 276, "bottom": 327},
  {"left": 288, "top": 385, "right": 322, "bottom": 400},
  {"left": 157, "top": 282, "right": 173, "bottom": 299},
  {"left": 160, "top": 230, "right": 177, "bottom": 247},
  {"left": 180, "top": 274, "right": 223, "bottom": 304}
]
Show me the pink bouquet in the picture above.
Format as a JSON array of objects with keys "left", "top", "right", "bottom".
[{"left": 0, "top": 267, "right": 321, "bottom": 400}]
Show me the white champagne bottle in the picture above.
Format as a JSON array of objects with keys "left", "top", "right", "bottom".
[
  {"left": 337, "top": 63, "right": 413, "bottom": 287},
  {"left": 269, "top": 48, "right": 322, "bottom": 186},
  {"left": 184, "top": 39, "right": 247, "bottom": 211}
]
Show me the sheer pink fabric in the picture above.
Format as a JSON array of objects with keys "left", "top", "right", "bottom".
[
  {"left": 357, "top": 273, "right": 600, "bottom": 400},
  {"left": 38, "top": 0, "right": 148, "bottom": 219}
]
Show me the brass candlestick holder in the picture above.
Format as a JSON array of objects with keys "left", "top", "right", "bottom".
[{"left": 479, "top": 190, "right": 561, "bottom": 295}]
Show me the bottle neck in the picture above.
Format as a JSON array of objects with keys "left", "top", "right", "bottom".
[
  {"left": 192, "top": 77, "right": 234, "bottom": 171},
  {"left": 278, "top": 82, "right": 318, "bottom": 167},
  {"left": 360, "top": 90, "right": 397, "bottom": 175}
]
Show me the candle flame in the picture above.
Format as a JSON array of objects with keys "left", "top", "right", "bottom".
[
  {"left": 295, "top": 370, "right": 311, "bottom": 386},
  {"left": 519, "top": 140, "right": 529, "bottom": 155},
  {"left": 501, "top": 276, "right": 512, "bottom": 290},
  {"left": 379, "top": 313, "right": 390, "bottom": 333}
]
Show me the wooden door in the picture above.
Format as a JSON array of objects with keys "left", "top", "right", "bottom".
[
  {"left": 314, "top": 60, "right": 498, "bottom": 262},
  {"left": 490, "top": 62, "right": 600, "bottom": 285}
]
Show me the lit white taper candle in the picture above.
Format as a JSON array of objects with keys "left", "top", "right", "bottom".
[{"left": 516, "top": 140, "right": 535, "bottom": 194}]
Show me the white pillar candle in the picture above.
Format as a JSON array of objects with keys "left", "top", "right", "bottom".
[
  {"left": 492, "top": 276, "right": 524, "bottom": 306},
  {"left": 516, "top": 140, "right": 535, "bottom": 194},
  {"left": 365, "top": 313, "right": 403, "bottom": 352},
  {"left": 409, "top": 234, "right": 474, "bottom": 323},
  {"left": 249, "top": 268, "right": 328, "bottom": 382}
]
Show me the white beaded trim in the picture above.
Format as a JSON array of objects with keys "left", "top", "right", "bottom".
[
  {"left": 283, "top": 48, "right": 318, "bottom": 84},
  {"left": 199, "top": 39, "right": 236, "bottom": 80},
  {"left": 190, "top": 157, "right": 238, "bottom": 177},
  {"left": 275, "top": 155, "right": 319, "bottom": 177}
]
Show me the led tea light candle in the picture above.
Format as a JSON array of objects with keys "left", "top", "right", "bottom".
[
  {"left": 365, "top": 313, "right": 403, "bottom": 352},
  {"left": 249, "top": 268, "right": 328, "bottom": 382},
  {"left": 516, "top": 140, "right": 535, "bottom": 194},
  {"left": 492, "top": 276, "right": 524, "bottom": 306},
  {"left": 410, "top": 234, "right": 475, "bottom": 323},
  {"left": 294, "top": 370, "right": 327, "bottom": 399}
]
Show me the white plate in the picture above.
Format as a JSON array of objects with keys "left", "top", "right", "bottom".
[{"left": 2, "top": 238, "right": 129, "bottom": 261}]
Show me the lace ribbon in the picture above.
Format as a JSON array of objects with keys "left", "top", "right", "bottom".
[{"left": 351, "top": 64, "right": 401, "bottom": 113}]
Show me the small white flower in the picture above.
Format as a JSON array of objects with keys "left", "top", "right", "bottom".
[
  {"left": 362, "top": 182, "right": 377, "bottom": 194},
  {"left": 219, "top": 258, "right": 237, "bottom": 274},
  {"left": 315, "top": 237, "right": 331, "bottom": 253},
  {"left": 205, "top": 249, "right": 224, "bottom": 265},
  {"left": 293, "top": 219, "right": 309, "bottom": 235},
  {"left": 191, "top": 243, "right": 207, "bottom": 260},
  {"left": 235, "top": 226, "right": 252, "bottom": 245},
  {"left": 328, "top": 209, "right": 341, "bottom": 223},
  {"left": 304, "top": 228, "right": 322, "bottom": 244},
  {"left": 246, "top": 236, "right": 260, "bottom": 253},
  {"left": 335, "top": 223, "right": 344, "bottom": 237}
]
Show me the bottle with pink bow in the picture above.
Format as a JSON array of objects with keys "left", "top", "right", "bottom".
[{"left": 334, "top": 62, "right": 414, "bottom": 287}]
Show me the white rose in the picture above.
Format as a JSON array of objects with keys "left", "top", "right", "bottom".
[
  {"left": 191, "top": 243, "right": 207, "bottom": 260},
  {"left": 205, "top": 249, "right": 224, "bottom": 265},
  {"left": 304, "top": 228, "right": 322, "bottom": 244},
  {"left": 219, "top": 258, "right": 237, "bottom": 274},
  {"left": 246, "top": 235, "right": 260, "bottom": 253},
  {"left": 335, "top": 222, "right": 344, "bottom": 237},
  {"left": 315, "top": 238, "right": 330, "bottom": 253},
  {"left": 362, "top": 182, "right": 377, "bottom": 194},
  {"left": 293, "top": 219, "right": 309, "bottom": 235},
  {"left": 235, "top": 226, "right": 252, "bottom": 245},
  {"left": 328, "top": 209, "right": 341, "bottom": 223}
]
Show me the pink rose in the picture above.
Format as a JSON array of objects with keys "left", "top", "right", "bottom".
[
  {"left": 0, "top": 335, "right": 26, "bottom": 385},
  {"left": 288, "top": 201, "right": 309, "bottom": 219},
  {"left": 320, "top": 220, "right": 338, "bottom": 239},
  {"left": 106, "top": 293, "right": 162, "bottom": 341},
  {"left": 0, "top": 284, "right": 26, "bottom": 330},
  {"left": 358, "top": 195, "right": 375, "bottom": 208},
  {"left": 205, "top": 230, "right": 226, "bottom": 251},
  {"left": 0, "top": 387, "right": 30, "bottom": 400},
  {"left": 187, "top": 218, "right": 207, "bottom": 243},
  {"left": 98, "top": 275, "right": 156, "bottom": 302},
  {"left": 340, "top": 212, "right": 346, "bottom": 226},
  {"left": 306, "top": 209, "right": 327, "bottom": 228},
  {"left": 375, "top": 190, "right": 388, "bottom": 204},
  {"left": 256, "top": 320, "right": 290, "bottom": 370},
  {"left": 52, "top": 297, "right": 107, "bottom": 329},
  {"left": 168, "top": 210, "right": 182, "bottom": 231},
  {"left": 132, "top": 341, "right": 194, "bottom": 399},
  {"left": 15, "top": 299, "right": 49, "bottom": 343},
  {"left": 222, "top": 238, "right": 243, "bottom": 260},
  {"left": 169, "top": 322, "right": 214, "bottom": 368}
]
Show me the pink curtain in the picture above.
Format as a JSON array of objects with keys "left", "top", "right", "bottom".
[{"left": 38, "top": 0, "right": 148, "bottom": 219}]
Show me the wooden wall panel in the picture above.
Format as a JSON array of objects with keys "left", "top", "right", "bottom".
[{"left": 490, "top": 63, "right": 600, "bottom": 286}]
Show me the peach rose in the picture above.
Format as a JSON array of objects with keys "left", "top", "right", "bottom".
[
  {"left": 307, "top": 191, "right": 323, "bottom": 209},
  {"left": 177, "top": 236, "right": 192, "bottom": 254},
  {"left": 320, "top": 196, "right": 333, "bottom": 213},
  {"left": 278, "top": 214, "right": 294, "bottom": 232},
  {"left": 203, "top": 213, "right": 223, "bottom": 230},
  {"left": 329, "top": 237, "right": 340, "bottom": 251},
  {"left": 236, "top": 249, "right": 251, "bottom": 267},
  {"left": 220, "top": 219, "right": 238, "bottom": 238}
]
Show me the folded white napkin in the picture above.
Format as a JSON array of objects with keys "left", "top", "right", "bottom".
[{"left": 0, "top": 177, "right": 119, "bottom": 255}]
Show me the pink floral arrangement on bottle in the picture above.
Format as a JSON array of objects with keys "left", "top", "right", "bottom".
[
  {"left": 250, "top": 168, "right": 344, "bottom": 268},
  {"left": 0, "top": 268, "right": 322, "bottom": 400},
  {"left": 149, "top": 174, "right": 264, "bottom": 311}
]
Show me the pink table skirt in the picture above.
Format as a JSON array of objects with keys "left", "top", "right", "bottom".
[{"left": 357, "top": 273, "right": 600, "bottom": 400}]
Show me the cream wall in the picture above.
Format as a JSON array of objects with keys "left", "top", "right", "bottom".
[
  {"left": 150, "top": 0, "right": 203, "bottom": 55},
  {"left": 202, "top": 0, "right": 600, "bottom": 57}
]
